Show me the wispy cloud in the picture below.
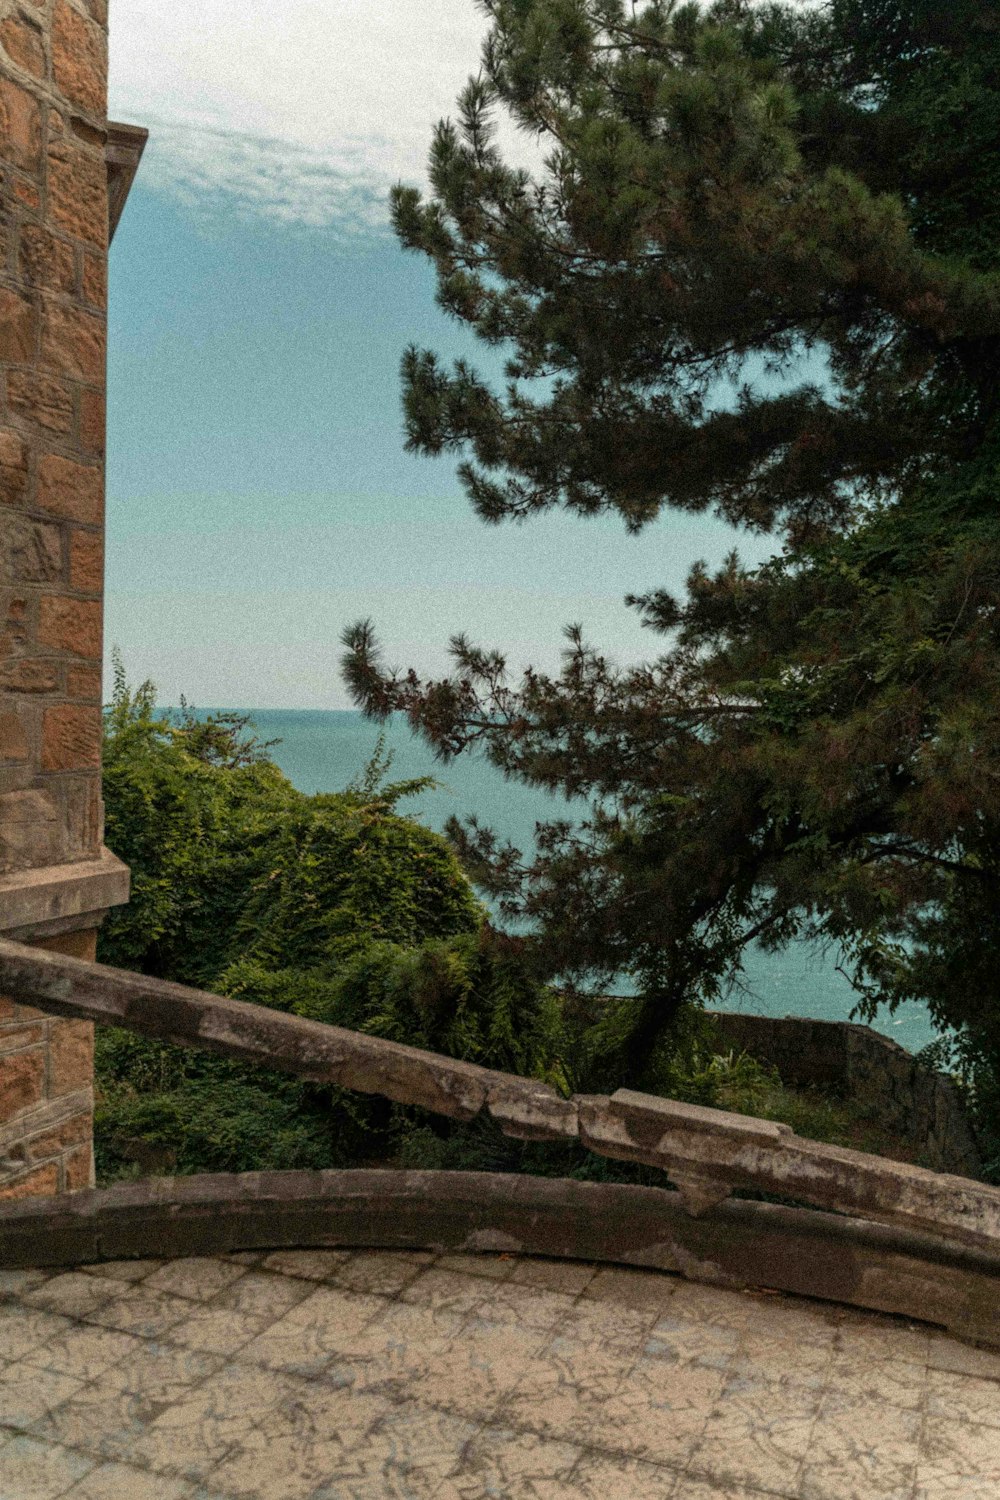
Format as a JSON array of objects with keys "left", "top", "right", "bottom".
[{"left": 109, "top": 0, "right": 501, "bottom": 232}]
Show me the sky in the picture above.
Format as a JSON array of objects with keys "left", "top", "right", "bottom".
[{"left": 105, "top": 0, "right": 779, "bottom": 710}]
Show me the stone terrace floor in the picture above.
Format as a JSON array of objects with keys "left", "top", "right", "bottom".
[{"left": 1, "top": 1248, "right": 999, "bottom": 1499}]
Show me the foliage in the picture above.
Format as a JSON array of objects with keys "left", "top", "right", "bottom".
[
  {"left": 96, "top": 664, "right": 575, "bottom": 1179},
  {"left": 341, "top": 0, "right": 1000, "bottom": 1149}
]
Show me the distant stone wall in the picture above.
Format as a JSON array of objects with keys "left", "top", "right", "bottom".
[{"left": 709, "top": 1010, "right": 982, "bottom": 1178}]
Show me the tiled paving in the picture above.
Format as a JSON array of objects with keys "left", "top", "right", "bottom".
[{"left": 1, "top": 1248, "right": 999, "bottom": 1498}]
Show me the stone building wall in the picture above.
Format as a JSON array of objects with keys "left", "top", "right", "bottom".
[{"left": 0, "top": 0, "right": 130, "bottom": 1199}]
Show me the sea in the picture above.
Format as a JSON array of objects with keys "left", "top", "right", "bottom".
[{"left": 187, "top": 706, "right": 938, "bottom": 1054}]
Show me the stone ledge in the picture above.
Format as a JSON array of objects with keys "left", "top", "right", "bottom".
[
  {"left": 1, "top": 1168, "right": 999, "bottom": 1348},
  {"left": 0, "top": 847, "right": 129, "bottom": 939}
]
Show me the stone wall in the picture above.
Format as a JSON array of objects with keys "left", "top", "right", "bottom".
[
  {"left": 709, "top": 1010, "right": 982, "bottom": 1178},
  {"left": 1, "top": 0, "right": 130, "bottom": 1198},
  {"left": 1, "top": 0, "right": 109, "bottom": 875}
]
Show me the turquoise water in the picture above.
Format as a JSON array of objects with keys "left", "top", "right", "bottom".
[{"left": 192, "top": 707, "right": 937, "bottom": 1054}]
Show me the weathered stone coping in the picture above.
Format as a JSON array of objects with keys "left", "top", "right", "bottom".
[
  {"left": 1, "top": 1168, "right": 999, "bottom": 1348},
  {"left": 2, "top": 937, "right": 1000, "bottom": 1257},
  {"left": 0, "top": 849, "right": 130, "bottom": 941}
]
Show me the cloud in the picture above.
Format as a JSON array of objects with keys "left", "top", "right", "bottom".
[{"left": 108, "top": 0, "right": 509, "bottom": 232}]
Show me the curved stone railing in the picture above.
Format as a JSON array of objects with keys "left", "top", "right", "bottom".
[
  {"left": 1, "top": 1168, "right": 999, "bottom": 1348},
  {"left": 2, "top": 937, "right": 1000, "bottom": 1262}
]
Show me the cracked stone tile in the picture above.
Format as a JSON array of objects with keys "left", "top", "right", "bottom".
[
  {"left": 369, "top": 1401, "right": 482, "bottom": 1487},
  {"left": 78, "top": 1259, "right": 164, "bottom": 1282},
  {"left": 498, "top": 1358, "right": 628, "bottom": 1448},
  {"left": 0, "top": 1434, "right": 95, "bottom": 1498},
  {"left": 570, "top": 1449, "right": 680, "bottom": 1499},
  {"left": 20, "top": 1273, "right": 127, "bottom": 1322},
  {"left": 507, "top": 1257, "right": 597, "bottom": 1296},
  {"left": 674, "top": 1479, "right": 795, "bottom": 1499},
  {"left": 141, "top": 1257, "right": 250, "bottom": 1303},
  {"left": 160, "top": 1272, "right": 314, "bottom": 1360},
  {"left": 584, "top": 1358, "right": 725, "bottom": 1469},
  {"left": 22, "top": 1322, "right": 148, "bottom": 1384},
  {"left": 665, "top": 1285, "right": 760, "bottom": 1333},
  {"left": 580, "top": 1266, "right": 677, "bottom": 1315},
  {"left": 100, "top": 1340, "right": 225, "bottom": 1403},
  {"left": 130, "top": 1361, "right": 383, "bottom": 1483},
  {"left": 926, "top": 1337, "right": 1000, "bottom": 1383},
  {"left": 686, "top": 1378, "right": 819, "bottom": 1494},
  {"left": 26, "top": 1378, "right": 172, "bottom": 1465},
  {"left": 925, "top": 1368, "right": 1000, "bottom": 1429},
  {"left": 644, "top": 1311, "right": 742, "bottom": 1371},
  {"left": 822, "top": 1354, "right": 928, "bottom": 1412},
  {"left": 539, "top": 1321, "right": 639, "bottom": 1391},
  {"left": 326, "top": 1250, "right": 428, "bottom": 1298},
  {"left": 394, "top": 1322, "right": 545, "bottom": 1421},
  {"left": 446, "top": 1421, "right": 581, "bottom": 1497},
  {"left": 916, "top": 1414, "right": 1000, "bottom": 1497},
  {"left": 61, "top": 1461, "right": 195, "bottom": 1499},
  {"left": 0, "top": 1359, "right": 84, "bottom": 1433},
  {"left": 0, "top": 1304, "right": 74, "bottom": 1363},
  {"left": 525, "top": 1290, "right": 654, "bottom": 1351},
  {"left": 204, "top": 1426, "right": 391, "bottom": 1500},
  {"left": 259, "top": 1249, "right": 354, "bottom": 1282},
  {"left": 0, "top": 1268, "right": 53, "bottom": 1300},
  {"left": 235, "top": 1285, "right": 388, "bottom": 1375},
  {"left": 399, "top": 1267, "right": 495, "bottom": 1319},
  {"left": 832, "top": 1319, "right": 932, "bottom": 1368},
  {"left": 798, "top": 1389, "right": 922, "bottom": 1500},
  {"left": 81, "top": 1285, "right": 193, "bottom": 1341},
  {"left": 435, "top": 1253, "right": 517, "bottom": 1282}
]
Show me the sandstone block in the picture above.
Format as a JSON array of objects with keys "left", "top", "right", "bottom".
[
  {"left": 80, "top": 250, "right": 106, "bottom": 309},
  {"left": 40, "top": 702, "right": 100, "bottom": 769},
  {"left": 0, "top": 657, "right": 58, "bottom": 692},
  {"left": 65, "top": 662, "right": 101, "bottom": 700},
  {"left": 41, "top": 299, "right": 104, "bottom": 382},
  {"left": 0, "top": 285, "right": 36, "bottom": 363},
  {"left": 63, "top": 1141, "right": 93, "bottom": 1190},
  {"left": 33, "top": 928, "right": 97, "bottom": 961},
  {"left": 77, "top": 386, "right": 104, "bottom": 455},
  {"left": 47, "top": 138, "right": 106, "bottom": 247},
  {"left": 18, "top": 223, "right": 77, "bottom": 295},
  {"left": 24, "top": 1109, "right": 90, "bottom": 1161},
  {"left": 7, "top": 370, "right": 74, "bottom": 434},
  {"left": 0, "top": 13, "right": 45, "bottom": 77},
  {"left": 0, "top": 1047, "right": 44, "bottom": 1120},
  {"left": 12, "top": 170, "right": 40, "bottom": 210},
  {"left": 68, "top": 528, "right": 101, "bottom": 591},
  {"left": 3, "top": 593, "right": 29, "bottom": 645},
  {"left": 0, "top": 1020, "right": 44, "bottom": 1055},
  {"left": 0, "top": 1163, "right": 57, "bottom": 1200},
  {"left": 9, "top": 518, "right": 64, "bottom": 584},
  {"left": 52, "top": 0, "right": 106, "bottom": 118},
  {"left": 38, "top": 595, "right": 101, "bottom": 658},
  {"left": 37, "top": 453, "right": 101, "bottom": 523},
  {"left": 0, "top": 711, "right": 29, "bottom": 762},
  {"left": 0, "top": 428, "right": 28, "bottom": 505},
  {"left": 48, "top": 1019, "right": 93, "bottom": 1097},
  {"left": 0, "top": 75, "right": 41, "bottom": 173}
]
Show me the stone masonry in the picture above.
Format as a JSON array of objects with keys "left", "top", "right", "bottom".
[{"left": 0, "top": 0, "right": 138, "bottom": 1199}]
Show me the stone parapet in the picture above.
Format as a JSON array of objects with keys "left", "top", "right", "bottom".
[
  {"left": 1, "top": 1168, "right": 1000, "bottom": 1348},
  {"left": 3, "top": 936, "right": 1000, "bottom": 1259}
]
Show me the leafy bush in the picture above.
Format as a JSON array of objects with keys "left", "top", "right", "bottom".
[{"left": 96, "top": 664, "right": 570, "bottom": 1180}]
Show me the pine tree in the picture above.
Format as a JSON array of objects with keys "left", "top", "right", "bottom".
[{"left": 342, "top": 0, "right": 1000, "bottom": 1119}]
